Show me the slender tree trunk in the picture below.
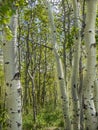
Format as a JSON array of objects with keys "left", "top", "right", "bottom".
[
  {"left": 83, "top": 0, "right": 97, "bottom": 129},
  {"left": 42, "top": 45, "right": 47, "bottom": 107},
  {"left": 44, "top": 0, "right": 71, "bottom": 129},
  {"left": 28, "top": 70, "right": 37, "bottom": 122},
  {"left": 79, "top": 1, "right": 86, "bottom": 129},
  {"left": 23, "top": 23, "right": 30, "bottom": 114},
  {"left": 62, "top": 0, "right": 67, "bottom": 84},
  {"left": 2, "top": 12, "right": 22, "bottom": 130},
  {"left": 79, "top": 56, "right": 84, "bottom": 130},
  {"left": 71, "top": 0, "right": 81, "bottom": 129}
]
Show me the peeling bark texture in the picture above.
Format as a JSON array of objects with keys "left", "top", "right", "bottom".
[
  {"left": 44, "top": 0, "right": 71, "bottom": 129},
  {"left": 2, "top": 12, "right": 22, "bottom": 130},
  {"left": 83, "top": 0, "right": 97, "bottom": 129}
]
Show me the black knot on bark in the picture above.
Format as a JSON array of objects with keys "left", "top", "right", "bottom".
[
  {"left": 58, "top": 77, "right": 62, "bottom": 80},
  {"left": 90, "top": 43, "right": 96, "bottom": 48}
]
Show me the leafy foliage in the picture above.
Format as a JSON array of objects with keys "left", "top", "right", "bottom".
[
  {"left": 1, "top": 0, "right": 98, "bottom": 130},
  {"left": 23, "top": 107, "right": 64, "bottom": 130}
]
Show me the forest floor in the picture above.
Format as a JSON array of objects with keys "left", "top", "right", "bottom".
[{"left": 43, "top": 127, "right": 63, "bottom": 130}]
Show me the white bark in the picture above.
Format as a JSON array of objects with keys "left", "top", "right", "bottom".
[
  {"left": 71, "top": 0, "right": 81, "bottom": 129},
  {"left": 44, "top": 0, "right": 71, "bottom": 129},
  {"left": 94, "top": 79, "right": 98, "bottom": 121},
  {"left": 2, "top": 12, "right": 22, "bottom": 130},
  {"left": 83, "top": 0, "right": 97, "bottom": 129}
]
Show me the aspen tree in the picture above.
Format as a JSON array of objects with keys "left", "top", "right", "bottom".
[
  {"left": 71, "top": 0, "right": 81, "bottom": 129},
  {"left": 44, "top": 0, "right": 71, "bottom": 129},
  {"left": 2, "top": 12, "right": 22, "bottom": 130},
  {"left": 83, "top": 0, "right": 97, "bottom": 129}
]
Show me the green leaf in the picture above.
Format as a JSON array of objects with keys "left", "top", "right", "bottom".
[{"left": 4, "top": 26, "right": 13, "bottom": 41}]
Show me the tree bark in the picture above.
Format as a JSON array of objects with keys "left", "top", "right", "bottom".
[
  {"left": 71, "top": 0, "right": 81, "bottom": 129},
  {"left": 94, "top": 79, "right": 98, "bottom": 122},
  {"left": 83, "top": 0, "right": 97, "bottom": 129},
  {"left": 2, "top": 12, "right": 22, "bottom": 130},
  {"left": 44, "top": 0, "right": 71, "bottom": 129}
]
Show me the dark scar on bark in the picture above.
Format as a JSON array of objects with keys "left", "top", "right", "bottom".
[{"left": 90, "top": 43, "right": 96, "bottom": 48}]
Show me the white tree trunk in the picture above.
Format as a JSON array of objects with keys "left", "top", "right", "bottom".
[
  {"left": 2, "top": 12, "right": 22, "bottom": 130},
  {"left": 44, "top": 0, "right": 71, "bottom": 129},
  {"left": 83, "top": 0, "right": 97, "bottom": 129},
  {"left": 71, "top": 0, "right": 81, "bottom": 129}
]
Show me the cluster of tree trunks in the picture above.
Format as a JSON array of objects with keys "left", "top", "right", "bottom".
[{"left": 1, "top": 0, "right": 98, "bottom": 130}]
